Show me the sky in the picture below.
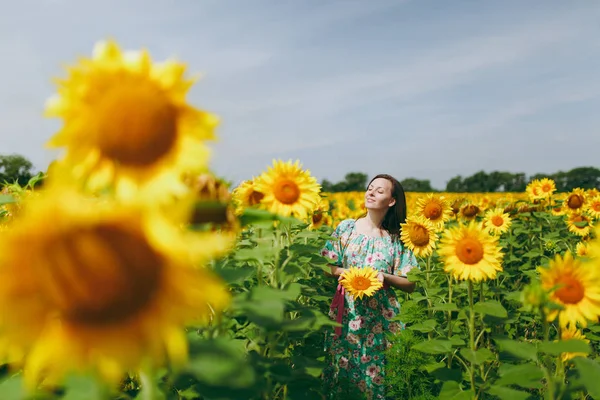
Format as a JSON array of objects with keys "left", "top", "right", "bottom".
[{"left": 1, "top": 0, "right": 599, "bottom": 190}]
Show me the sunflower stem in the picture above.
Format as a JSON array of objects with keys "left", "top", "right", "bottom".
[
  {"left": 447, "top": 275, "right": 454, "bottom": 368},
  {"left": 468, "top": 280, "right": 477, "bottom": 399},
  {"left": 426, "top": 254, "right": 433, "bottom": 340},
  {"left": 139, "top": 370, "right": 164, "bottom": 400},
  {"left": 540, "top": 307, "right": 556, "bottom": 400}
]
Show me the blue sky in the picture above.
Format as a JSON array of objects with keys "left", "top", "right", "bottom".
[{"left": 1, "top": 0, "right": 599, "bottom": 190}]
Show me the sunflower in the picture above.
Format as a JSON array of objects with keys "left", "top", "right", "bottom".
[
  {"left": 538, "top": 178, "right": 557, "bottom": 199},
  {"left": 559, "top": 325, "right": 589, "bottom": 362},
  {"left": 526, "top": 179, "right": 556, "bottom": 201},
  {"left": 400, "top": 215, "right": 438, "bottom": 257},
  {"left": 539, "top": 251, "right": 600, "bottom": 329},
  {"left": 563, "top": 189, "right": 587, "bottom": 214},
  {"left": 576, "top": 241, "right": 589, "bottom": 258},
  {"left": 483, "top": 208, "right": 512, "bottom": 235},
  {"left": 253, "top": 159, "right": 321, "bottom": 219},
  {"left": 44, "top": 40, "right": 217, "bottom": 201},
  {"left": 0, "top": 190, "right": 230, "bottom": 387},
  {"left": 231, "top": 179, "right": 265, "bottom": 216},
  {"left": 309, "top": 198, "right": 332, "bottom": 230},
  {"left": 585, "top": 196, "right": 600, "bottom": 220},
  {"left": 415, "top": 194, "right": 451, "bottom": 231},
  {"left": 459, "top": 204, "right": 480, "bottom": 221},
  {"left": 339, "top": 266, "right": 383, "bottom": 300},
  {"left": 587, "top": 188, "right": 600, "bottom": 198},
  {"left": 566, "top": 213, "right": 592, "bottom": 237},
  {"left": 525, "top": 180, "right": 542, "bottom": 201},
  {"left": 309, "top": 210, "right": 332, "bottom": 230},
  {"left": 437, "top": 221, "right": 503, "bottom": 282},
  {"left": 551, "top": 202, "right": 567, "bottom": 217}
]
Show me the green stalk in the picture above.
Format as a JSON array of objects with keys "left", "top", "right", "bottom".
[
  {"left": 468, "top": 281, "right": 477, "bottom": 399},
  {"left": 540, "top": 307, "right": 556, "bottom": 400}
]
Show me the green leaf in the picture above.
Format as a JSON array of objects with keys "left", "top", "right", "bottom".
[
  {"left": 62, "top": 375, "right": 106, "bottom": 400},
  {"left": 234, "top": 247, "right": 277, "bottom": 262},
  {"left": 522, "top": 250, "right": 541, "bottom": 258},
  {"left": 495, "top": 339, "right": 538, "bottom": 362},
  {"left": 431, "top": 303, "right": 459, "bottom": 311},
  {"left": 239, "top": 208, "right": 277, "bottom": 226},
  {"left": 412, "top": 339, "right": 453, "bottom": 354},
  {"left": 421, "top": 361, "right": 445, "bottom": 373},
  {"left": 0, "top": 195, "right": 15, "bottom": 205},
  {"left": 538, "top": 339, "right": 591, "bottom": 356},
  {"left": 573, "top": 357, "right": 600, "bottom": 398},
  {"left": 460, "top": 348, "right": 495, "bottom": 365},
  {"left": 473, "top": 300, "right": 508, "bottom": 318},
  {"left": 431, "top": 367, "right": 463, "bottom": 383},
  {"left": 187, "top": 338, "right": 256, "bottom": 389},
  {"left": 488, "top": 385, "right": 531, "bottom": 400},
  {"left": 438, "top": 381, "right": 474, "bottom": 400},
  {"left": 495, "top": 363, "right": 544, "bottom": 389},
  {"left": 449, "top": 335, "right": 466, "bottom": 347},
  {"left": 0, "top": 374, "right": 24, "bottom": 400},
  {"left": 214, "top": 265, "right": 255, "bottom": 284},
  {"left": 409, "top": 319, "right": 438, "bottom": 333}
]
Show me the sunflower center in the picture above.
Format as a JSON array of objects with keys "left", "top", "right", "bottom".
[
  {"left": 554, "top": 276, "right": 585, "bottom": 304},
  {"left": 592, "top": 202, "right": 600, "bottom": 212},
  {"left": 351, "top": 277, "right": 372, "bottom": 291},
  {"left": 249, "top": 190, "right": 265, "bottom": 206},
  {"left": 567, "top": 194, "right": 584, "bottom": 210},
  {"left": 409, "top": 225, "right": 430, "bottom": 247},
  {"left": 312, "top": 212, "right": 324, "bottom": 224},
  {"left": 541, "top": 184, "right": 553, "bottom": 193},
  {"left": 423, "top": 202, "right": 442, "bottom": 220},
  {"left": 491, "top": 215, "right": 504, "bottom": 227},
  {"left": 42, "top": 222, "right": 163, "bottom": 326},
  {"left": 455, "top": 237, "right": 484, "bottom": 265},
  {"left": 273, "top": 179, "right": 301, "bottom": 205},
  {"left": 95, "top": 81, "right": 178, "bottom": 167}
]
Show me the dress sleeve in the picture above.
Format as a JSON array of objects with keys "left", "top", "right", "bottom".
[
  {"left": 321, "top": 219, "right": 352, "bottom": 267},
  {"left": 393, "top": 241, "right": 419, "bottom": 277}
]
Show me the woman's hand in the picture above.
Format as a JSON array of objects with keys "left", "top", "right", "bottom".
[{"left": 377, "top": 272, "right": 385, "bottom": 283}]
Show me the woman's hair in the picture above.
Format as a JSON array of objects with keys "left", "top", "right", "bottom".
[{"left": 367, "top": 174, "right": 407, "bottom": 241}]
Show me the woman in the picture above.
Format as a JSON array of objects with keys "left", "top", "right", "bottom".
[{"left": 321, "top": 174, "right": 419, "bottom": 400}]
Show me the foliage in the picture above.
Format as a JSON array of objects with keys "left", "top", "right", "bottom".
[
  {"left": 0, "top": 154, "right": 35, "bottom": 187},
  {"left": 321, "top": 167, "right": 600, "bottom": 193},
  {"left": 321, "top": 173, "right": 368, "bottom": 193}
]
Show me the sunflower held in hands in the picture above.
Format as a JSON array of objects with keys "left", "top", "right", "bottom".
[{"left": 339, "top": 266, "right": 384, "bottom": 300}]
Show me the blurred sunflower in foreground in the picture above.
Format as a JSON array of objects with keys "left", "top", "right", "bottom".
[
  {"left": 539, "top": 251, "right": 600, "bottom": 329},
  {"left": 0, "top": 189, "right": 230, "bottom": 388},
  {"left": 44, "top": 40, "right": 218, "bottom": 201}
]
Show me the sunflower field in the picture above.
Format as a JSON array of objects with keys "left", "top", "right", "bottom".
[{"left": 1, "top": 40, "right": 600, "bottom": 400}]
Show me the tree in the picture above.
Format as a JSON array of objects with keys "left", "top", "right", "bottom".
[
  {"left": 0, "top": 154, "right": 35, "bottom": 187},
  {"left": 321, "top": 172, "right": 368, "bottom": 193},
  {"left": 446, "top": 176, "right": 466, "bottom": 192},
  {"left": 400, "top": 178, "right": 434, "bottom": 192}
]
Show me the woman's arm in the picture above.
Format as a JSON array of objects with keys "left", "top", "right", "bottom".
[{"left": 380, "top": 272, "right": 416, "bottom": 293}]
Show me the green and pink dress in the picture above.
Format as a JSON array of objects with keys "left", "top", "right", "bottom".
[{"left": 321, "top": 218, "right": 418, "bottom": 400}]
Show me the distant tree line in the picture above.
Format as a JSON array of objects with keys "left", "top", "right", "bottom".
[
  {"left": 2, "top": 154, "right": 599, "bottom": 194},
  {"left": 321, "top": 167, "right": 600, "bottom": 193},
  {"left": 0, "top": 154, "right": 36, "bottom": 187}
]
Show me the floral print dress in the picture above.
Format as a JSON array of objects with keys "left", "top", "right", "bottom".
[{"left": 321, "top": 218, "right": 418, "bottom": 400}]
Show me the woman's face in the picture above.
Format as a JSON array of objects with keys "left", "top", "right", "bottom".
[{"left": 365, "top": 178, "right": 396, "bottom": 210}]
